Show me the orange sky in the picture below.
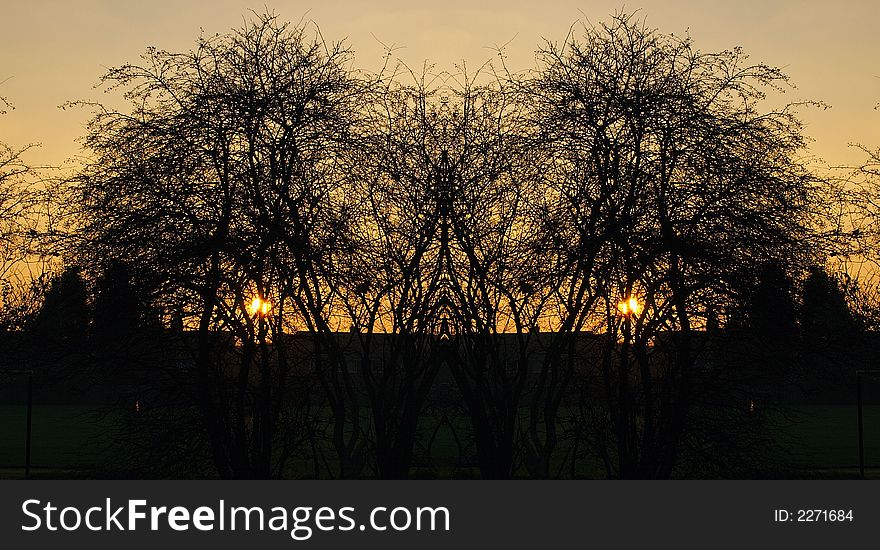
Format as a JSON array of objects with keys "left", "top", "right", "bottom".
[{"left": 1, "top": 1, "right": 879, "bottom": 170}]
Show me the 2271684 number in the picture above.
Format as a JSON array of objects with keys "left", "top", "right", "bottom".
[{"left": 774, "top": 509, "right": 854, "bottom": 522}]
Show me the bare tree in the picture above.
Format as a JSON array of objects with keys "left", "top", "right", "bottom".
[
  {"left": 0, "top": 95, "right": 56, "bottom": 331},
  {"left": 336, "top": 73, "right": 455, "bottom": 478},
  {"left": 436, "top": 72, "right": 550, "bottom": 479},
  {"left": 69, "top": 13, "right": 370, "bottom": 478},
  {"left": 523, "top": 13, "right": 821, "bottom": 478}
]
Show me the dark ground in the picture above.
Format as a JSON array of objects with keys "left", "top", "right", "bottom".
[{"left": 2, "top": 404, "right": 879, "bottom": 479}]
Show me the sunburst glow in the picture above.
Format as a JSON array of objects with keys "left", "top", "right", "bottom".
[
  {"left": 617, "top": 297, "right": 641, "bottom": 316},
  {"left": 249, "top": 297, "right": 271, "bottom": 316}
]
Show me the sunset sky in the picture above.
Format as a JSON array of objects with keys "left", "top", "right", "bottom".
[{"left": 1, "top": 0, "right": 878, "bottom": 169}]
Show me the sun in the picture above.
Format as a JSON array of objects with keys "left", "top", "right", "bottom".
[
  {"left": 617, "top": 296, "right": 641, "bottom": 316},
  {"left": 249, "top": 297, "right": 271, "bottom": 316}
]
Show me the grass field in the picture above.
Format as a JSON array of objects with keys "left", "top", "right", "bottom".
[
  {"left": 775, "top": 405, "right": 880, "bottom": 476},
  {"left": 0, "top": 405, "right": 116, "bottom": 477},
  {"left": 2, "top": 403, "right": 880, "bottom": 478}
]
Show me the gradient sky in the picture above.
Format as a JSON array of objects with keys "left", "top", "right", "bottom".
[{"left": 1, "top": 1, "right": 878, "bottom": 169}]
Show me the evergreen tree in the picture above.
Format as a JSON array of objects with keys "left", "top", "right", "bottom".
[
  {"left": 801, "top": 266, "right": 857, "bottom": 346},
  {"left": 92, "top": 260, "right": 162, "bottom": 386},
  {"left": 92, "top": 260, "right": 142, "bottom": 349},
  {"left": 32, "top": 266, "right": 90, "bottom": 347},
  {"left": 800, "top": 265, "right": 859, "bottom": 393},
  {"left": 734, "top": 261, "right": 801, "bottom": 400},
  {"left": 748, "top": 261, "right": 799, "bottom": 348}
]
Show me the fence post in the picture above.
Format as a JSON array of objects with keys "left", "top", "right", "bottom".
[
  {"left": 25, "top": 371, "right": 33, "bottom": 477},
  {"left": 858, "top": 372, "right": 864, "bottom": 479}
]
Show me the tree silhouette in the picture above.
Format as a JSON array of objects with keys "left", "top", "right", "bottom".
[
  {"left": 339, "top": 76, "right": 460, "bottom": 478},
  {"left": 71, "top": 12, "right": 370, "bottom": 478},
  {"left": 800, "top": 265, "right": 860, "bottom": 392},
  {"left": 523, "top": 13, "right": 819, "bottom": 478},
  {"left": 0, "top": 95, "right": 51, "bottom": 332},
  {"left": 32, "top": 266, "right": 89, "bottom": 346},
  {"left": 91, "top": 259, "right": 163, "bottom": 387},
  {"left": 802, "top": 266, "right": 858, "bottom": 342}
]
